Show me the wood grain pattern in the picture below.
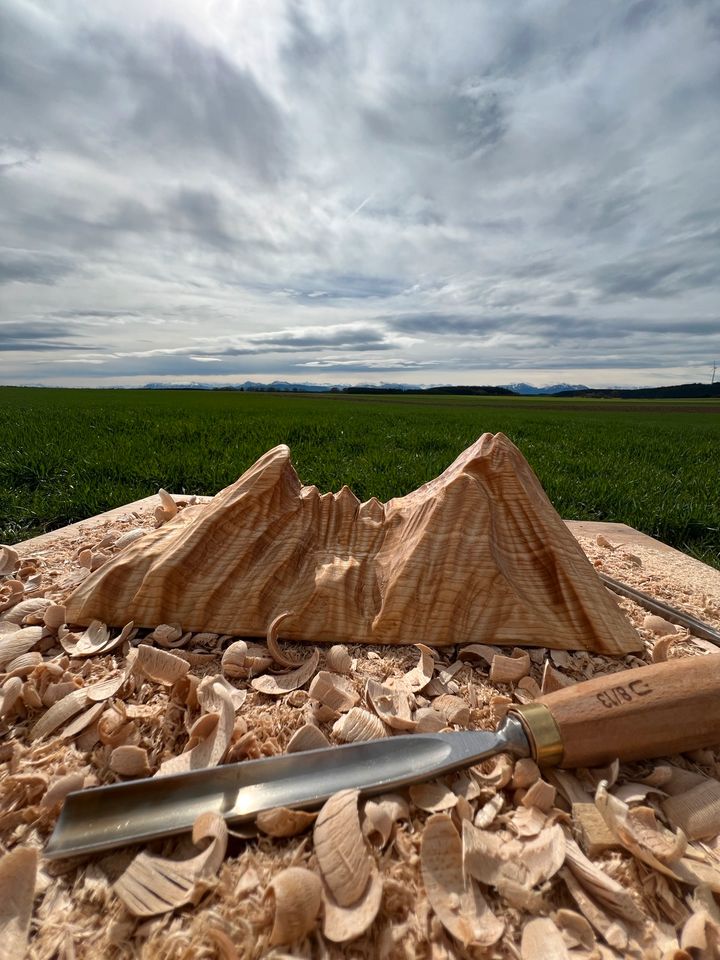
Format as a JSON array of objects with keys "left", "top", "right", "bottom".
[
  {"left": 538, "top": 655, "right": 720, "bottom": 767},
  {"left": 65, "top": 433, "right": 642, "bottom": 652}
]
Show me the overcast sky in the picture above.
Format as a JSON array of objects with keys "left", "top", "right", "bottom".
[{"left": 2, "top": 0, "right": 719, "bottom": 388}]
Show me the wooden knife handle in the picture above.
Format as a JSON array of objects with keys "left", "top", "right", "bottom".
[{"left": 510, "top": 655, "right": 720, "bottom": 769}]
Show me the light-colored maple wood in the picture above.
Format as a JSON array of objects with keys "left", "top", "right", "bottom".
[
  {"left": 64, "top": 434, "right": 641, "bottom": 652},
  {"left": 572, "top": 802, "right": 620, "bottom": 857},
  {"left": 531, "top": 655, "right": 720, "bottom": 768}
]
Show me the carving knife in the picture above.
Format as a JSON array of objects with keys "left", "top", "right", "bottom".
[{"left": 45, "top": 655, "right": 720, "bottom": 859}]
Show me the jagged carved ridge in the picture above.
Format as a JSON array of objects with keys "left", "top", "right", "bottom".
[{"left": 65, "top": 434, "right": 641, "bottom": 653}]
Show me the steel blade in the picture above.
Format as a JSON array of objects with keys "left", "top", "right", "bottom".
[{"left": 45, "top": 717, "right": 529, "bottom": 859}]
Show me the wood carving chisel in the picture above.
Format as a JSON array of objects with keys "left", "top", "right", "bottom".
[{"left": 45, "top": 654, "right": 720, "bottom": 859}]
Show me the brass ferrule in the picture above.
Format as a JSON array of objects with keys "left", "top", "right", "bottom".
[{"left": 508, "top": 703, "right": 564, "bottom": 767}]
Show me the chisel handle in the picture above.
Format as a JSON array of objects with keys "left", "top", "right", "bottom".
[{"left": 510, "top": 654, "right": 720, "bottom": 769}]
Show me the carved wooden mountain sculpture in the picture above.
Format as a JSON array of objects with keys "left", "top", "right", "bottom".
[{"left": 65, "top": 434, "right": 641, "bottom": 653}]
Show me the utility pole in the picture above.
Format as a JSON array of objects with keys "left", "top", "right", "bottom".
[{"left": 713, "top": 362, "right": 717, "bottom": 384}]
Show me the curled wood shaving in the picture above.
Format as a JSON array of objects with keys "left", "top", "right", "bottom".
[
  {"left": 472, "top": 754, "right": 514, "bottom": 790},
  {"left": 29, "top": 687, "right": 89, "bottom": 740},
  {"left": 43, "top": 604, "right": 66, "bottom": 630},
  {"left": 0, "top": 846, "right": 37, "bottom": 960},
  {"left": 110, "top": 745, "right": 151, "bottom": 777},
  {"left": 0, "top": 626, "right": 43, "bottom": 668},
  {"left": 475, "top": 794, "right": 505, "bottom": 829},
  {"left": 511, "top": 758, "right": 541, "bottom": 790},
  {"left": 113, "top": 811, "right": 228, "bottom": 917},
  {"left": 3, "top": 598, "right": 48, "bottom": 625},
  {"left": 490, "top": 649, "right": 531, "bottom": 684},
  {"left": 644, "top": 614, "right": 677, "bottom": 636},
  {"left": 564, "top": 838, "right": 644, "bottom": 922},
  {"left": 663, "top": 780, "right": 720, "bottom": 840},
  {"left": 463, "top": 822, "right": 528, "bottom": 887},
  {"left": 596, "top": 782, "right": 687, "bottom": 874},
  {"left": 325, "top": 644, "right": 352, "bottom": 674},
  {"left": 681, "top": 908, "right": 720, "bottom": 953},
  {"left": 651, "top": 633, "right": 681, "bottom": 662},
  {"left": 135, "top": 644, "right": 190, "bottom": 685},
  {"left": 547, "top": 769, "right": 593, "bottom": 806},
  {"left": 266, "top": 867, "right": 322, "bottom": 946},
  {"left": 156, "top": 679, "right": 234, "bottom": 776},
  {"left": 414, "top": 707, "right": 446, "bottom": 732},
  {"left": 362, "top": 794, "right": 409, "bottom": 848},
  {"left": 0, "top": 545, "right": 19, "bottom": 576},
  {"left": 431, "top": 693, "right": 470, "bottom": 726},
  {"left": 541, "top": 660, "right": 573, "bottom": 693},
  {"left": 256, "top": 807, "right": 317, "bottom": 838},
  {"left": 4, "top": 651, "right": 42, "bottom": 678},
  {"left": 421, "top": 813, "right": 504, "bottom": 947},
  {"left": 682, "top": 886, "right": 720, "bottom": 952},
  {"left": 314, "top": 789, "right": 371, "bottom": 908},
  {"left": 410, "top": 781, "right": 458, "bottom": 812},
  {"left": 464, "top": 820, "right": 565, "bottom": 891},
  {"left": 520, "top": 778, "right": 557, "bottom": 812},
  {"left": 157, "top": 488, "right": 178, "bottom": 517},
  {"left": 458, "top": 644, "right": 499, "bottom": 665},
  {"left": 0, "top": 677, "right": 22, "bottom": 718},
  {"left": 86, "top": 674, "right": 127, "bottom": 702},
  {"left": 201, "top": 675, "right": 247, "bottom": 712},
  {"left": 147, "top": 623, "right": 184, "bottom": 647},
  {"left": 286, "top": 723, "right": 330, "bottom": 753},
  {"left": 398, "top": 645, "right": 435, "bottom": 692},
  {"left": 98, "top": 707, "right": 138, "bottom": 747},
  {"left": 322, "top": 866, "right": 383, "bottom": 944},
  {"left": 60, "top": 619, "right": 108, "bottom": 655},
  {"left": 114, "top": 528, "right": 146, "bottom": 549},
  {"left": 520, "top": 823, "right": 567, "bottom": 886},
  {"left": 560, "top": 867, "right": 630, "bottom": 952},
  {"left": 60, "top": 620, "right": 133, "bottom": 658},
  {"left": 251, "top": 649, "right": 319, "bottom": 697},
  {"left": 553, "top": 908, "right": 596, "bottom": 951},
  {"left": 332, "top": 707, "right": 388, "bottom": 742},
  {"left": 520, "top": 917, "right": 571, "bottom": 959},
  {"left": 365, "top": 678, "right": 415, "bottom": 730},
  {"left": 221, "top": 640, "right": 247, "bottom": 678},
  {"left": 266, "top": 611, "right": 298, "bottom": 667},
  {"left": 310, "top": 671, "right": 360, "bottom": 712},
  {"left": 41, "top": 771, "right": 87, "bottom": 808},
  {"left": 188, "top": 712, "right": 218, "bottom": 742},
  {"left": 452, "top": 771, "right": 481, "bottom": 802},
  {"left": 508, "top": 806, "right": 546, "bottom": 837},
  {"left": 517, "top": 677, "right": 542, "bottom": 703},
  {"left": 60, "top": 700, "right": 105, "bottom": 740}
]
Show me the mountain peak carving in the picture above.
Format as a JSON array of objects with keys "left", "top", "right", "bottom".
[{"left": 65, "top": 434, "right": 641, "bottom": 653}]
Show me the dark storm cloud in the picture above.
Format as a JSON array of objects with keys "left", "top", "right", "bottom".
[
  {"left": 384, "top": 312, "right": 720, "bottom": 344},
  {"left": 0, "top": 321, "right": 77, "bottom": 351},
  {"left": 594, "top": 258, "right": 720, "bottom": 299},
  {"left": 0, "top": 252, "right": 75, "bottom": 285},
  {"left": 283, "top": 275, "right": 408, "bottom": 302},
  {"left": 52, "top": 310, "right": 142, "bottom": 321}
]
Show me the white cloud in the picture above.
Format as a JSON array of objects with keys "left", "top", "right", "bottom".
[{"left": 1, "top": 0, "right": 719, "bottom": 387}]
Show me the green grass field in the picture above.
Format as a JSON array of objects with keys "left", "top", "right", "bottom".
[{"left": 1, "top": 387, "right": 718, "bottom": 569}]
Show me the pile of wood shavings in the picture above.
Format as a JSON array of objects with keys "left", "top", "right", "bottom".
[{"left": 2, "top": 501, "right": 720, "bottom": 959}]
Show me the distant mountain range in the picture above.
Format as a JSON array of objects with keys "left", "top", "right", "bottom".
[
  {"left": 138, "top": 379, "right": 720, "bottom": 399},
  {"left": 142, "top": 379, "right": 590, "bottom": 394},
  {"left": 498, "top": 382, "right": 590, "bottom": 395}
]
